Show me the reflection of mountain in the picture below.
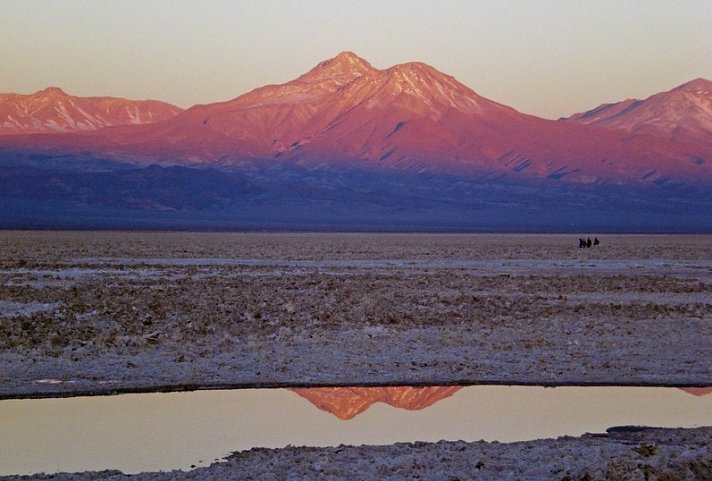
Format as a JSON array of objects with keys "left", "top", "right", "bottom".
[
  {"left": 289, "top": 386, "right": 462, "bottom": 420},
  {"left": 681, "top": 387, "right": 712, "bottom": 396}
]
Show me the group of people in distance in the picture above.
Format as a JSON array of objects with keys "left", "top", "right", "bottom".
[{"left": 579, "top": 237, "right": 600, "bottom": 248}]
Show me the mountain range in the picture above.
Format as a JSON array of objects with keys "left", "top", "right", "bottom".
[
  {"left": 561, "top": 78, "right": 712, "bottom": 150},
  {"left": 1, "top": 52, "right": 710, "bottom": 231},
  {"left": 0, "top": 87, "right": 182, "bottom": 135}
]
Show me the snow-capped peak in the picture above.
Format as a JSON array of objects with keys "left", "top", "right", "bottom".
[
  {"left": 674, "top": 77, "right": 712, "bottom": 95},
  {"left": 36, "top": 86, "right": 69, "bottom": 97},
  {"left": 0, "top": 87, "right": 182, "bottom": 135},
  {"left": 562, "top": 77, "right": 712, "bottom": 147},
  {"left": 298, "top": 51, "right": 375, "bottom": 84}
]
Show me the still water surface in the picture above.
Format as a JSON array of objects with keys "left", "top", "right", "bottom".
[{"left": 0, "top": 386, "right": 710, "bottom": 475}]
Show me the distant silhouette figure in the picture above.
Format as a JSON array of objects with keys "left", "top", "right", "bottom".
[
  {"left": 586, "top": 238, "right": 592, "bottom": 248},
  {"left": 593, "top": 237, "right": 600, "bottom": 246},
  {"left": 579, "top": 238, "right": 586, "bottom": 248}
]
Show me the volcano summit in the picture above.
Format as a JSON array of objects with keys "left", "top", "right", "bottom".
[{"left": 1, "top": 52, "right": 710, "bottom": 231}]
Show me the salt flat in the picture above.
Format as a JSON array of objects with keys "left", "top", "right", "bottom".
[{"left": 0, "top": 232, "right": 710, "bottom": 398}]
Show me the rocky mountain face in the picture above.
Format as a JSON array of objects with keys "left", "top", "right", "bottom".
[
  {"left": 2, "top": 53, "right": 710, "bottom": 185},
  {"left": 1, "top": 53, "right": 710, "bottom": 231},
  {"left": 289, "top": 386, "right": 463, "bottom": 420},
  {"left": 562, "top": 78, "right": 712, "bottom": 149},
  {"left": 0, "top": 87, "right": 182, "bottom": 135}
]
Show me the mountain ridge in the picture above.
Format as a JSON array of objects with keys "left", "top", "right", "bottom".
[
  {"left": 2, "top": 52, "right": 709, "bottom": 186},
  {"left": 562, "top": 77, "right": 712, "bottom": 148},
  {"left": 0, "top": 87, "right": 183, "bottom": 135},
  {"left": 1, "top": 53, "right": 712, "bottom": 231}
]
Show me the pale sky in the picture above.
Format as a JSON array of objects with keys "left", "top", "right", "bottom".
[{"left": 1, "top": 0, "right": 710, "bottom": 119}]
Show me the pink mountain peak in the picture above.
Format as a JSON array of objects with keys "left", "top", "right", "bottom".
[
  {"left": 35, "top": 86, "right": 69, "bottom": 97},
  {"left": 562, "top": 75, "right": 712, "bottom": 149},
  {"left": 329, "top": 50, "right": 371, "bottom": 67},
  {"left": 673, "top": 77, "right": 712, "bottom": 93},
  {"left": 299, "top": 51, "right": 375, "bottom": 83},
  {"left": 384, "top": 61, "right": 453, "bottom": 88},
  {"left": 0, "top": 87, "right": 182, "bottom": 135},
  {"left": 1, "top": 54, "right": 710, "bottom": 186}
]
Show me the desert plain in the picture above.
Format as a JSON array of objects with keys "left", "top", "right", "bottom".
[
  {"left": 1, "top": 231, "right": 710, "bottom": 396},
  {"left": 0, "top": 231, "right": 710, "bottom": 479}
]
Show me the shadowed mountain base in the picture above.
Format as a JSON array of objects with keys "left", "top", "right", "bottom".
[{"left": 2, "top": 154, "right": 711, "bottom": 232}]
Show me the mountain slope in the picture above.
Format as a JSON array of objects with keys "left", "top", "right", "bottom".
[
  {"left": 0, "top": 87, "right": 183, "bottom": 135},
  {"left": 562, "top": 78, "right": 712, "bottom": 148},
  {"left": 1, "top": 53, "right": 712, "bottom": 232},
  {"left": 3, "top": 53, "right": 710, "bottom": 185}
]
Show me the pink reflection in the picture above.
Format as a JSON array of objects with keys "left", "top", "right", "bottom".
[
  {"left": 289, "top": 386, "right": 462, "bottom": 420},
  {"left": 680, "top": 387, "right": 712, "bottom": 396}
]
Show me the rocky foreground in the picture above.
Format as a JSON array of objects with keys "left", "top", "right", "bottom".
[
  {"left": 1, "top": 233, "right": 711, "bottom": 479},
  {"left": 1, "top": 232, "right": 711, "bottom": 397},
  {"left": 3, "top": 427, "right": 710, "bottom": 481}
]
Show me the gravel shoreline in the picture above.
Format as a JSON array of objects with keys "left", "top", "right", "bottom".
[{"left": 3, "top": 427, "right": 710, "bottom": 480}]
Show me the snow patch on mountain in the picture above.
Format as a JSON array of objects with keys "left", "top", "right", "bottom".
[
  {"left": 0, "top": 88, "right": 183, "bottom": 135},
  {"left": 562, "top": 77, "right": 712, "bottom": 147}
]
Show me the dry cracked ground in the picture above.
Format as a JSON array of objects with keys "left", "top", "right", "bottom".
[{"left": 0, "top": 231, "right": 710, "bottom": 397}]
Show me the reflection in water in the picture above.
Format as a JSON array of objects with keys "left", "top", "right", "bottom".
[
  {"left": 288, "top": 386, "right": 711, "bottom": 420},
  {"left": 0, "top": 386, "right": 711, "bottom": 476},
  {"left": 681, "top": 387, "right": 712, "bottom": 396},
  {"left": 288, "top": 386, "right": 462, "bottom": 419}
]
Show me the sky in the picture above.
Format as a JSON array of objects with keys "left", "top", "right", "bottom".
[{"left": 1, "top": 0, "right": 710, "bottom": 119}]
